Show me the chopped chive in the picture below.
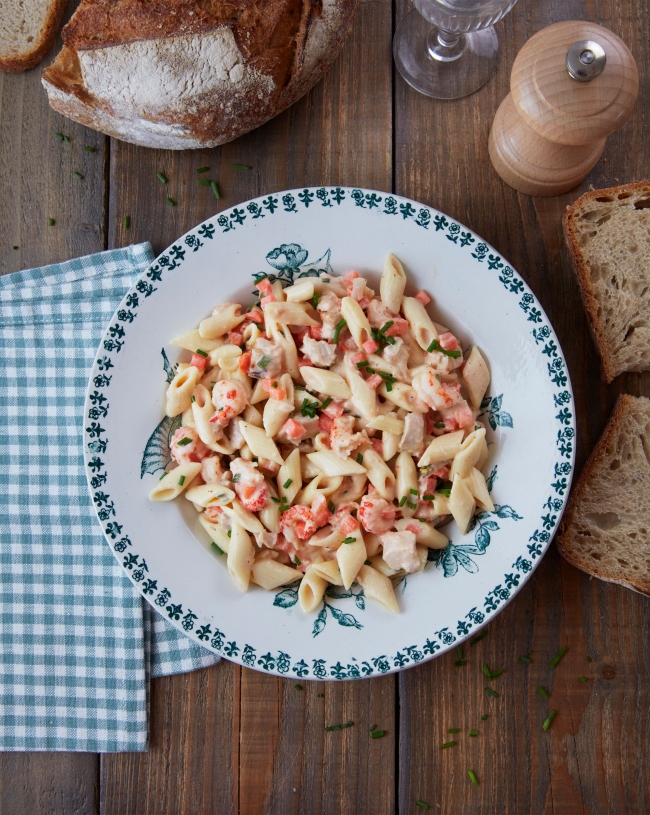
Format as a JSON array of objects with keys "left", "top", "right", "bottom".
[
  {"left": 434, "top": 422, "right": 446, "bottom": 428},
  {"left": 178, "top": 475, "right": 185, "bottom": 486},
  {"left": 415, "top": 801, "right": 430, "bottom": 809},
  {"left": 423, "top": 494, "right": 436, "bottom": 501},
  {"left": 448, "top": 728, "right": 460, "bottom": 733},
  {"left": 537, "top": 686, "right": 549, "bottom": 699},
  {"left": 157, "top": 172, "right": 168, "bottom": 184},
  {"left": 123, "top": 216, "right": 130, "bottom": 229},
  {"left": 490, "top": 668, "right": 504, "bottom": 678},
  {"left": 364, "top": 559, "right": 372, "bottom": 566},
  {"left": 399, "top": 496, "right": 407, "bottom": 508},
  {"left": 312, "top": 292, "right": 320, "bottom": 309},
  {"left": 370, "top": 724, "right": 377, "bottom": 732},
  {"left": 356, "top": 360, "right": 369, "bottom": 368},
  {"left": 586, "top": 656, "right": 592, "bottom": 662},
  {"left": 481, "top": 714, "right": 488, "bottom": 721},
  {"left": 379, "top": 321, "right": 394, "bottom": 335},
  {"left": 426, "top": 338, "right": 462, "bottom": 358},
  {"left": 227, "top": 531, "right": 232, "bottom": 538},
  {"left": 356, "top": 453, "right": 364, "bottom": 464},
  {"left": 159, "top": 472, "right": 167, "bottom": 480},
  {"left": 550, "top": 646, "right": 568, "bottom": 669},
  {"left": 342, "top": 537, "right": 357, "bottom": 544},
  {"left": 407, "top": 501, "right": 417, "bottom": 510},
  {"left": 484, "top": 688, "right": 499, "bottom": 698},
  {"left": 85, "top": 145, "right": 95, "bottom": 152},
  {"left": 211, "top": 181, "right": 221, "bottom": 200},
  {"left": 73, "top": 171, "right": 84, "bottom": 179},
  {"left": 325, "top": 721, "right": 353, "bottom": 732},
  {"left": 519, "top": 655, "right": 532, "bottom": 664},
  {"left": 321, "top": 397, "right": 333, "bottom": 409},
  {"left": 271, "top": 496, "right": 280, "bottom": 503},
  {"left": 210, "top": 542, "right": 224, "bottom": 555},
  {"left": 440, "top": 741, "right": 456, "bottom": 749},
  {"left": 482, "top": 664, "right": 492, "bottom": 679},
  {"left": 195, "top": 348, "right": 208, "bottom": 357},
  {"left": 47, "top": 218, "right": 55, "bottom": 226},
  {"left": 456, "top": 645, "right": 463, "bottom": 659},
  {"left": 410, "top": 488, "right": 418, "bottom": 495},
  {"left": 232, "top": 163, "right": 252, "bottom": 170},
  {"left": 438, "top": 487, "right": 451, "bottom": 497},
  {"left": 294, "top": 684, "right": 303, "bottom": 690},
  {"left": 467, "top": 770, "right": 479, "bottom": 787},
  {"left": 258, "top": 355, "right": 272, "bottom": 371},
  {"left": 166, "top": 197, "right": 176, "bottom": 206},
  {"left": 470, "top": 631, "right": 487, "bottom": 646},
  {"left": 328, "top": 500, "right": 335, "bottom": 513},
  {"left": 283, "top": 479, "right": 293, "bottom": 489},
  {"left": 294, "top": 556, "right": 301, "bottom": 566},
  {"left": 317, "top": 693, "right": 324, "bottom": 698},
  {"left": 542, "top": 711, "right": 556, "bottom": 731},
  {"left": 455, "top": 660, "right": 467, "bottom": 667},
  {"left": 579, "top": 676, "right": 587, "bottom": 683},
  {"left": 198, "top": 178, "right": 212, "bottom": 186},
  {"left": 55, "top": 132, "right": 69, "bottom": 141},
  {"left": 197, "top": 166, "right": 209, "bottom": 173},
  {"left": 333, "top": 319, "right": 347, "bottom": 343},
  {"left": 176, "top": 437, "right": 193, "bottom": 446},
  {"left": 12, "top": 246, "right": 18, "bottom": 250},
  {"left": 371, "top": 730, "right": 386, "bottom": 739},
  {"left": 469, "top": 730, "right": 478, "bottom": 737}
]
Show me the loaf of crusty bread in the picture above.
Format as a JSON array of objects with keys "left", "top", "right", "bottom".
[
  {"left": 41, "top": 0, "right": 360, "bottom": 150},
  {"left": 556, "top": 394, "right": 650, "bottom": 596},
  {"left": 564, "top": 181, "right": 650, "bottom": 382},
  {"left": 0, "top": 0, "right": 66, "bottom": 72}
]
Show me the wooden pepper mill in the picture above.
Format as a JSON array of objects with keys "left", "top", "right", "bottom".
[{"left": 489, "top": 21, "right": 638, "bottom": 197}]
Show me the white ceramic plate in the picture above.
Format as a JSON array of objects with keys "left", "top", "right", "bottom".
[{"left": 84, "top": 187, "right": 575, "bottom": 680}]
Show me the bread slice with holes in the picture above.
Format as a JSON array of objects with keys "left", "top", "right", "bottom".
[
  {"left": 556, "top": 394, "right": 650, "bottom": 595},
  {"left": 0, "top": 0, "right": 67, "bottom": 72},
  {"left": 564, "top": 181, "right": 650, "bottom": 382}
]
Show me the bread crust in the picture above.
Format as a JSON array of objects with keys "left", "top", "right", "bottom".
[
  {"left": 564, "top": 180, "right": 650, "bottom": 383},
  {"left": 42, "top": 0, "right": 360, "bottom": 149},
  {"left": 556, "top": 394, "right": 650, "bottom": 596},
  {"left": 0, "top": 0, "right": 67, "bottom": 72}
]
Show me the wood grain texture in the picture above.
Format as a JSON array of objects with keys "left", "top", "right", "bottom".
[
  {"left": 0, "top": 0, "right": 108, "bottom": 275},
  {"left": 395, "top": 0, "right": 650, "bottom": 811},
  {"left": 0, "top": 753, "right": 98, "bottom": 815}
]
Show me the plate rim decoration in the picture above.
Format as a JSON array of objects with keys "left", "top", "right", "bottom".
[{"left": 83, "top": 186, "right": 575, "bottom": 680}]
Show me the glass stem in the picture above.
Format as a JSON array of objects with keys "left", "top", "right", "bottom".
[{"left": 427, "top": 25, "right": 466, "bottom": 63}]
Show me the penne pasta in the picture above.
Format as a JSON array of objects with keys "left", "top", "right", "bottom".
[
  {"left": 283, "top": 279, "right": 315, "bottom": 303},
  {"left": 149, "top": 462, "right": 202, "bottom": 501},
  {"left": 252, "top": 560, "right": 303, "bottom": 591},
  {"left": 336, "top": 531, "right": 367, "bottom": 590},
  {"left": 310, "top": 560, "right": 345, "bottom": 586},
  {"left": 298, "top": 566, "right": 328, "bottom": 612},
  {"left": 300, "top": 367, "right": 351, "bottom": 400},
  {"left": 380, "top": 253, "right": 407, "bottom": 314},
  {"left": 463, "top": 346, "right": 491, "bottom": 410},
  {"left": 171, "top": 329, "right": 222, "bottom": 353},
  {"left": 184, "top": 483, "right": 235, "bottom": 508},
  {"left": 199, "top": 303, "right": 246, "bottom": 339},
  {"left": 263, "top": 301, "right": 318, "bottom": 327},
  {"left": 362, "top": 447, "right": 396, "bottom": 501},
  {"left": 402, "top": 296, "right": 438, "bottom": 351},
  {"left": 227, "top": 522, "right": 255, "bottom": 592},
  {"left": 307, "top": 451, "right": 366, "bottom": 477},
  {"left": 239, "top": 421, "right": 284, "bottom": 465},
  {"left": 355, "top": 565, "right": 399, "bottom": 613},
  {"left": 341, "top": 296, "right": 372, "bottom": 348},
  {"left": 166, "top": 365, "right": 201, "bottom": 417},
  {"left": 278, "top": 448, "right": 302, "bottom": 506},
  {"left": 418, "top": 429, "right": 464, "bottom": 468}
]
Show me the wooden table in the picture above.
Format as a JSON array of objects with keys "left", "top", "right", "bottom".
[{"left": 2, "top": 0, "right": 649, "bottom": 812}]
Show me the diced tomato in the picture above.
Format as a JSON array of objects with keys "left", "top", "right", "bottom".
[
  {"left": 311, "top": 494, "right": 332, "bottom": 528},
  {"left": 414, "top": 290, "right": 431, "bottom": 305},
  {"left": 282, "top": 418, "right": 306, "bottom": 440},
  {"left": 238, "top": 350, "right": 251, "bottom": 373},
  {"left": 358, "top": 296, "right": 371, "bottom": 310},
  {"left": 385, "top": 318, "right": 409, "bottom": 336},
  {"left": 190, "top": 353, "right": 208, "bottom": 371},
  {"left": 309, "top": 325, "right": 323, "bottom": 340},
  {"left": 297, "top": 356, "right": 314, "bottom": 367},
  {"left": 318, "top": 414, "right": 333, "bottom": 433},
  {"left": 340, "top": 515, "right": 358, "bottom": 535},
  {"left": 257, "top": 278, "right": 274, "bottom": 298},
  {"left": 362, "top": 339, "right": 380, "bottom": 354},
  {"left": 261, "top": 296, "right": 274, "bottom": 307},
  {"left": 338, "top": 333, "right": 357, "bottom": 352},
  {"left": 350, "top": 352, "right": 366, "bottom": 365},
  {"left": 322, "top": 399, "right": 345, "bottom": 418},
  {"left": 269, "top": 384, "right": 286, "bottom": 401},
  {"left": 424, "top": 414, "right": 436, "bottom": 435},
  {"left": 366, "top": 374, "right": 383, "bottom": 390},
  {"left": 204, "top": 505, "right": 223, "bottom": 522},
  {"left": 438, "top": 331, "right": 458, "bottom": 351},
  {"left": 246, "top": 308, "right": 264, "bottom": 324},
  {"left": 432, "top": 465, "right": 450, "bottom": 480},
  {"left": 371, "top": 438, "right": 383, "bottom": 455}
]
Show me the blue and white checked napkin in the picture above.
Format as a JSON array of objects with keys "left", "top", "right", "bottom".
[{"left": 0, "top": 244, "right": 219, "bottom": 752}]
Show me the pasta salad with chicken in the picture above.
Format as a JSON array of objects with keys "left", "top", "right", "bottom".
[{"left": 150, "top": 254, "right": 493, "bottom": 614}]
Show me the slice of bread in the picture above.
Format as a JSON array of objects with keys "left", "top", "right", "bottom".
[
  {"left": 556, "top": 394, "right": 650, "bottom": 596},
  {"left": 0, "top": 0, "right": 66, "bottom": 72},
  {"left": 564, "top": 181, "right": 650, "bottom": 382}
]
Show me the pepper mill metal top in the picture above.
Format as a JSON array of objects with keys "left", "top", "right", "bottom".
[
  {"left": 566, "top": 40, "right": 607, "bottom": 81},
  {"left": 509, "top": 21, "right": 638, "bottom": 146}
]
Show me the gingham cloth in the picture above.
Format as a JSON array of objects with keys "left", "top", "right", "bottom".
[{"left": 0, "top": 244, "right": 219, "bottom": 752}]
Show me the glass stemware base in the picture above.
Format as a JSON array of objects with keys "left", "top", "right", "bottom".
[{"left": 394, "top": 8, "right": 499, "bottom": 99}]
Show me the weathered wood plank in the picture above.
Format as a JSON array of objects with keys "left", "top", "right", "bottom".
[
  {"left": 100, "top": 663, "right": 238, "bottom": 815},
  {"left": 0, "top": 753, "right": 98, "bottom": 815},
  {"left": 0, "top": 0, "right": 108, "bottom": 275},
  {"left": 395, "top": 0, "right": 650, "bottom": 812}
]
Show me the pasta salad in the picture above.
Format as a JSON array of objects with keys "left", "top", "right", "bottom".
[{"left": 150, "top": 254, "right": 493, "bottom": 614}]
